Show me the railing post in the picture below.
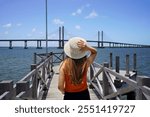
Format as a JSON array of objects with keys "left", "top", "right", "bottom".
[
  {"left": 103, "top": 62, "right": 109, "bottom": 96},
  {"left": 31, "top": 64, "right": 37, "bottom": 99},
  {"left": 109, "top": 53, "right": 113, "bottom": 69},
  {"left": 16, "top": 81, "right": 30, "bottom": 99},
  {"left": 114, "top": 56, "right": 122, "bottom": 88},
  {"left": 89, "top": 65, "right": 94, "bottom": 88},
  {"left": 125, "top": 54, "right": 130, "bottom": 77},
  {"left": 42, "top": 63, "right": 46, "bottom": 82},
  {"left": 136, "top": 76, "right": 150, "bottom": 100},
  {"left": 0, "top": 80, "right": 14, "bottom": 99}
]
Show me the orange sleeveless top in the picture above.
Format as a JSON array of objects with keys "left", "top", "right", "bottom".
[{"left": 64, "top": 64, "right": 88, "bottom": 92}]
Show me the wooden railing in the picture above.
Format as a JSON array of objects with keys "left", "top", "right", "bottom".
[
  {"left": 89, "top": 62, "right": 150, "bottom": 100},
  {"left": 0, "top": 52, "right": 64, "bottom": 100}
]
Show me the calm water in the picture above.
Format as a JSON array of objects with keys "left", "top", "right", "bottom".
[{"left": 0, "top": 47, "right": 150, "bottom": 82}]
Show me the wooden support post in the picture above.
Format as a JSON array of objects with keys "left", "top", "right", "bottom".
[
  {"left": 33, "top": 53, "right": 37, "bottom": 64},
  {"left": 109, "top": 53, "right": 113, "bottom": 69},
  {"left": 16, "top": 81, "right": 30, "bottom": 98},
  {"left": 136, "top": 76, "right": 150, "bottom": 100},
  {"left": 114, "top": 56, "right": 122, "bottom": 88},
  {"left": 125, "top": 54, "right": 130, "bottom": 77},
  {"left": 0, "top": 80, "right": 14, "bottom": 99},
  {"left": 115, "top": 56, "right": 120, "bottom": 74},
  {"left": 31, "top": 64, "right": 37, "bottom": 99},
  {"left": 103, "top": 62, "right": 109, "bottom": 96},
  {"left": 133, "top": 53, "right": 137, "bottom": 72}
]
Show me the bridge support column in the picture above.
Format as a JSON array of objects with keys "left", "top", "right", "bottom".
[
  {"left": 9, "top": 41, "right": 13, "bottom": 49},
  {"left": 62, "top": 26, "right": 64, "bottom": 48},
  {"left": 98, "top": 31, "right": 100, "bottom": 48},
  {"left": 59, "top": 27, "right": 62, "bottom": 48},
  {"left": 24, "top": 40, "right": 28, "bottom": 49},
  {"left": 101, "top": 31, "right": 103, "bottom": 47},
  {"left": 37, "top": 41, "right": 42, "bottom": 49}
]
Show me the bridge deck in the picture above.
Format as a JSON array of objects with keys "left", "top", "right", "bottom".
[{"left": 46, "top": 65, "right": 99, "bottom": 100}]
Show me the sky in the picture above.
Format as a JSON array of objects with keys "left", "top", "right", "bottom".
[{"left": 0, "top": 0, "right": 150, "bottom": 47}]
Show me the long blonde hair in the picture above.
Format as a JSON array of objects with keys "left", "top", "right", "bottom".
[{"left": 63, "top": 56, "right": 87, "bottom": 85}]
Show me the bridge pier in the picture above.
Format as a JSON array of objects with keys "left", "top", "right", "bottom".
[
  {"left": 24, "top": 40, "right": 28, "bottom": 49},
  {"left": 9, "top": 41, "right": 13, "bottom": 49},
  {"left": 59, "top": 27, "right": 61, "bottom": 48},
  {"left": 98, "top": 31, "right": 100, "bottom": 48},
  {"left": 37, "top": 41, "right": 42, "bottom": 49},
  {"left": 62, "top": 26, "right": 64, "bottom": 48},
  {"left": 58, "top": 26, "right": 64, "bottom": 48},
  {"left": 101, "top": 31, "right": 103, "bottom": 47}
]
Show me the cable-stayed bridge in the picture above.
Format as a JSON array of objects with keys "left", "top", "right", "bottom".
[{"left": 0, "top": 26, "right": 150, "bottom": 49}]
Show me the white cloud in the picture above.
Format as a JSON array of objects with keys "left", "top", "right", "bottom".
[
  {"left": 53, "top": 18, "right": 64, "bottom": 25},
  {"left": 32, "top": 28, "right": 36, "bottom": 32},
  {"left": 2, "top": 23, "right": 12, "bottom": 28},
  {"left": 72, "top": 4, "right": 90, "bottom": 16},
  {"left": 75, "top": 25, "right": 81, "bottom": 30},
  {"left": 72, "top": 8, "right": 82, "bottom": 16},
  {"left": 85, "top": 10, "right": 98, "bottom": 19}
]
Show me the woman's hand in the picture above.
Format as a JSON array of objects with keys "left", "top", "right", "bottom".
[{"left": 77, "top": 40, "right": 87, "bottom": 51}]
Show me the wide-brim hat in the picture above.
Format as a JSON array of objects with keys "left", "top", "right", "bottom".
[{"left": 64, "top": 37, "right": 87, "bottom": 59}]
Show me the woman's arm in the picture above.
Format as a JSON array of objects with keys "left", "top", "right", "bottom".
[
  {"left": 58, "top": 63, "right": 65, "bottom": 94},
  {"left": 77, "top": 40, "right": 97, "bottom": 67}
]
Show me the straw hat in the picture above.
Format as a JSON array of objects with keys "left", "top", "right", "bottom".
[{"left": 64, "top": 37, "right": 87, "bottom": 59}]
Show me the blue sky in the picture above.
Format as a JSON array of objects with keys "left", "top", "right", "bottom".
[{"left": 0, "top": 0, "right": 150, "bottom": 46}]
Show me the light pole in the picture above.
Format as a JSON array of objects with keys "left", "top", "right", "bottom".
[{"left": 45, "top": 0, "right": 48, "bottom": 56}]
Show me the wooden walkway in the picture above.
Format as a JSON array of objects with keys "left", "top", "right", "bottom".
[{"left": 46, "top": 65, "right": 99, "bottom": 100}]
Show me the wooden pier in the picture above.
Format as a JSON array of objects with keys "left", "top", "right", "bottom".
[{"left": 0, "top": 52, "right": 150, "bottom": 100}]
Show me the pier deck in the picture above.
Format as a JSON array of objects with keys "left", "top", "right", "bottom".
[{"left": 46, "top": 65, "right": 99, "bottom": 100}]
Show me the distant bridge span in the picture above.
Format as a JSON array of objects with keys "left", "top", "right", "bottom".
[{"left": 0, "top": 39, "right": 150, "bottom": 49}]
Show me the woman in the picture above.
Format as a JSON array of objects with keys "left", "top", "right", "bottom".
[{"left": 58, "top": 37, "right": 97, "bottom": 100}]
